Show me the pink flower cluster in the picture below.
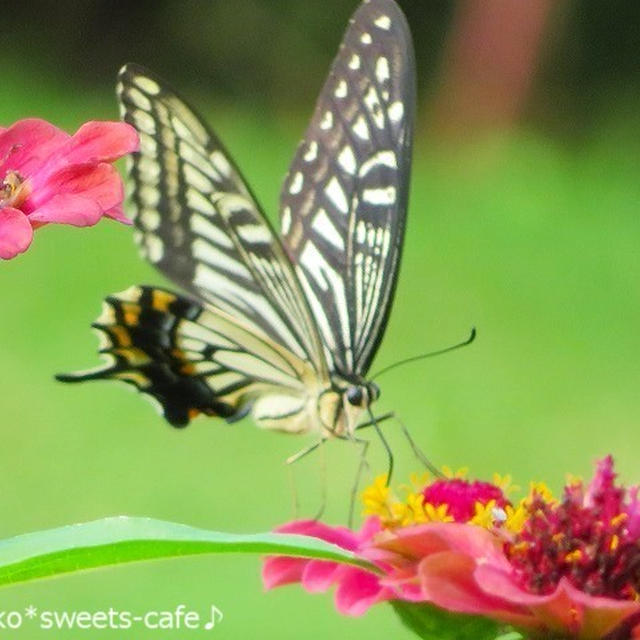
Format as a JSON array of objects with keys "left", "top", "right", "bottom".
[
  {"left": 264, "top": 458, "right": 640, "bottom": 639},
  {"left": 0, "top": 118, "right": 138, "bottom": 259}
]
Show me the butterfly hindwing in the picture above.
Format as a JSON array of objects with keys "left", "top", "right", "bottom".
[
  {"left": 117, "top": 64, "right": 327, "bottom": 376},
  {"left": 57, "top": 286, "right": 316, "bottom": 428},
  {"left": 280, "top": 0, "right": 415, "bottom": 376}
]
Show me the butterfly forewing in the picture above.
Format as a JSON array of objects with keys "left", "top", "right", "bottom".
[
  {"left": 280, "top": 0, "right": 415, "bottom": 376},
  {"left": 117, "top": 64, "right": 327, "bottom": 376}
]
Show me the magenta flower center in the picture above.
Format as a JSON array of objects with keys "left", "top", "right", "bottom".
[
  {"left": 505, "top": 463, "right": 640, "bottom": 599},
  {"left": 422, "top": 478, "right": 509, "bottom": 522},
  {"left": 0, "top": 171, "right": 28, "bottom": 209}
]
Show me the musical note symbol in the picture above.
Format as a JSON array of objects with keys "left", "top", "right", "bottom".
[{"left": 204, "top": 605, "right": 223, "bottom": 630}]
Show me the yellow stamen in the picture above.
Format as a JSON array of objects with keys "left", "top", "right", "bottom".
[
  {"left": 565, "top": 473, "right": 582, "bottom": 488},
  {"left": 441, "top": 465, "right": 468, "bottom": 479},
  {"left": 469, "top": 499, "right": 497, "bottom": 529},
  {"left": 565, "top": 549, "right": 583, "bottom": 563},
  {"left": 407, "top": 471, "right": 430, "bottom": 492},
  {"left": 527, "top": 481, "right": 555, "bottom": 504},
  {"left": 611, "top": 513, "right": 628, "bottom": 528},
  {"left": 389, "top": 501, "right": 410, "bottom": 526},
  {"left": 505, "top": 504, "right": 528, "bottom": 533},
  {"left": 493, "top": 473, "right": 519, "bottom": 495},
  {"left": 424, "top": 502, "right": 453, "bottom": 523},
  {"left": 406, "top": 493, "right": 429, "bottom": 525},
  {"left": 510, "top": 540, "right": 530, "bottom": 554},
  {"left": 362, "top": 475, "right": 393, "bottom": 520}
]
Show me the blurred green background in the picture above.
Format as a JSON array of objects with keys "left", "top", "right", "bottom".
[{"left": 1, "top": 0, "right": 639, "bottom": 637}]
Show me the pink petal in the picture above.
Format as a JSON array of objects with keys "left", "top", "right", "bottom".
[
  {"left": 54, "top": 121, "right": 139, "bottom": 166},
  {"left": 357, "top": 516, "right": 384, "bottom": 542},
  {"left": 263, "top": 520, "right": 361, "bottom": 591},
  {"left": 539, "top": 580, "right": 640, "bottom": 640},
  {"left": 302, "top": 560, "right": 344, "bottom": 592},
  {"left": 0, "top": 207, "right": 33, "bottom": 259},
  {"left": 273, "top": 520, "right": 362, "bottom": 551},
  {"left": 27, "top": 194, "right": 103, "bottom": 227},
  {"left": 476, "top": 568, "right": 640, "bottom": 638},
  {"left": 626, "top": 486, "right": 640, "bottom": 538},
  {"left": 418, "top": 552, "right": 533, "bottom": 627},
  {"left": 585, "top": 455, "right": 615, "bottom": 507},
  {"left": 334, "top": 567, "right": 391, "bottom": 616},
  {"left": 371, "top": 522, "right": 509, "bottom": 569},
  {"left": 104, "top": 205, "right": 132, "bottom": 224},
  {"left": 262, "top": 556, "right": 307, "bottom": 590},
  {"left": 27, "top": 163, "right": 124, "bottom": 213},
  {"left": 263, "top": 518, "right": 390, "bottom": 617},
  {"left": 475, "top": 566, "right": 581, "bottom": 634},
  {"left": 418, "top": 551, "right": 487, "bottom": 612},
  {"left": 0, "top": 119, "right": 69, "bottom": 176}
]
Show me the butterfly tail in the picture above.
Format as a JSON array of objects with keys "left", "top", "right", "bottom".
[{"left": 56, "top": 286, "right": 238, "bottom": 427}]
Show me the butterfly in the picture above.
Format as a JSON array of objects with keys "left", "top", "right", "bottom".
[{"left": 58, "top": 0, "right": 415, "bottom": 442}]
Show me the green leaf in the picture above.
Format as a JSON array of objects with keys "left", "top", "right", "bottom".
[
  {"left": 391, "top": 601, "right": 501, "bottom": 640},
  {"left": 0, "top": 517, "right": 377, "bottom": 587}
]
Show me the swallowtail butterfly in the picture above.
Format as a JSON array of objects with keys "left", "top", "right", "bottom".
[{"left": 59, "top": 0, "right": 415, "bottom": 441}]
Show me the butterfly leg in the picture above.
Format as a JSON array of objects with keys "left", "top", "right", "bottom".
[
  {"left": 355, "top": 411, "right": 395, "bottom": 430},
  {"left": 286, "top": 438, "right": 328, "bottom": 521},
  {"left": 286, "top": 439, "right": 324, "bottom": 465},
  {"left": 287, "top": 464, "right": 301, "bottom": 519},
  {"left": 348, "top": 436, "right": 370, "bottom": 528},
  {"left": 313, "top": 443, "right": 328, "bottom": 521}
]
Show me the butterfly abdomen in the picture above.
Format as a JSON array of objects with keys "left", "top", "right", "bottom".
[{"left": 57, "top": 286, "right": 238, "bottom": 427}]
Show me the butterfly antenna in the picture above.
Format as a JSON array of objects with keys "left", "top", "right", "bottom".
[
  {"left": 393, "top": 413, "right": 442, "bottom": 477},
  {"left": 371, "top": 327, "right": 476, "bottom": 381}
]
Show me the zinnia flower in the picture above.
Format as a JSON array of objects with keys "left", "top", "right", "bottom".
[
  {"left": 263, "top": 458, "right": 640, "bottom": 639},
  {"left": 0, "top": 118, "right": 139, "bottom": 259}
]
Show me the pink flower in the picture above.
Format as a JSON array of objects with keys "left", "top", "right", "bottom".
[
  {"left": 263, "top": 459, "right": 640, "bottom": 639},
  {"left": 262, "top": 518, "right": 398, "bottom": 615},
  {"left": 0, "top": 118, "right": 139, "bottom": 259}
]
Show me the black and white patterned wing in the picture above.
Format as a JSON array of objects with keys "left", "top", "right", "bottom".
[
  {"left": 117, "top": 64, "right": 327, "bottom": 376},
  {"left": 57, "top": 286, "right": 318, "bottom": 431},
  {"left": 280, "top": 0, "right": 415, "bottom": 377}
]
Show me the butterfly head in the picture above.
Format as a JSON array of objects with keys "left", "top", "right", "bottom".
[
  {"left": 337, "top": 380, "right": 380, "bottom": 437},
  {"left": 345, "top": 382, "right": 380, "bottom": 409}
]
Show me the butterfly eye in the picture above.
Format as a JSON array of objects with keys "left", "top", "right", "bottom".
[{"left": 346, "top": 386, "right": 364, "bottom": 407}]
